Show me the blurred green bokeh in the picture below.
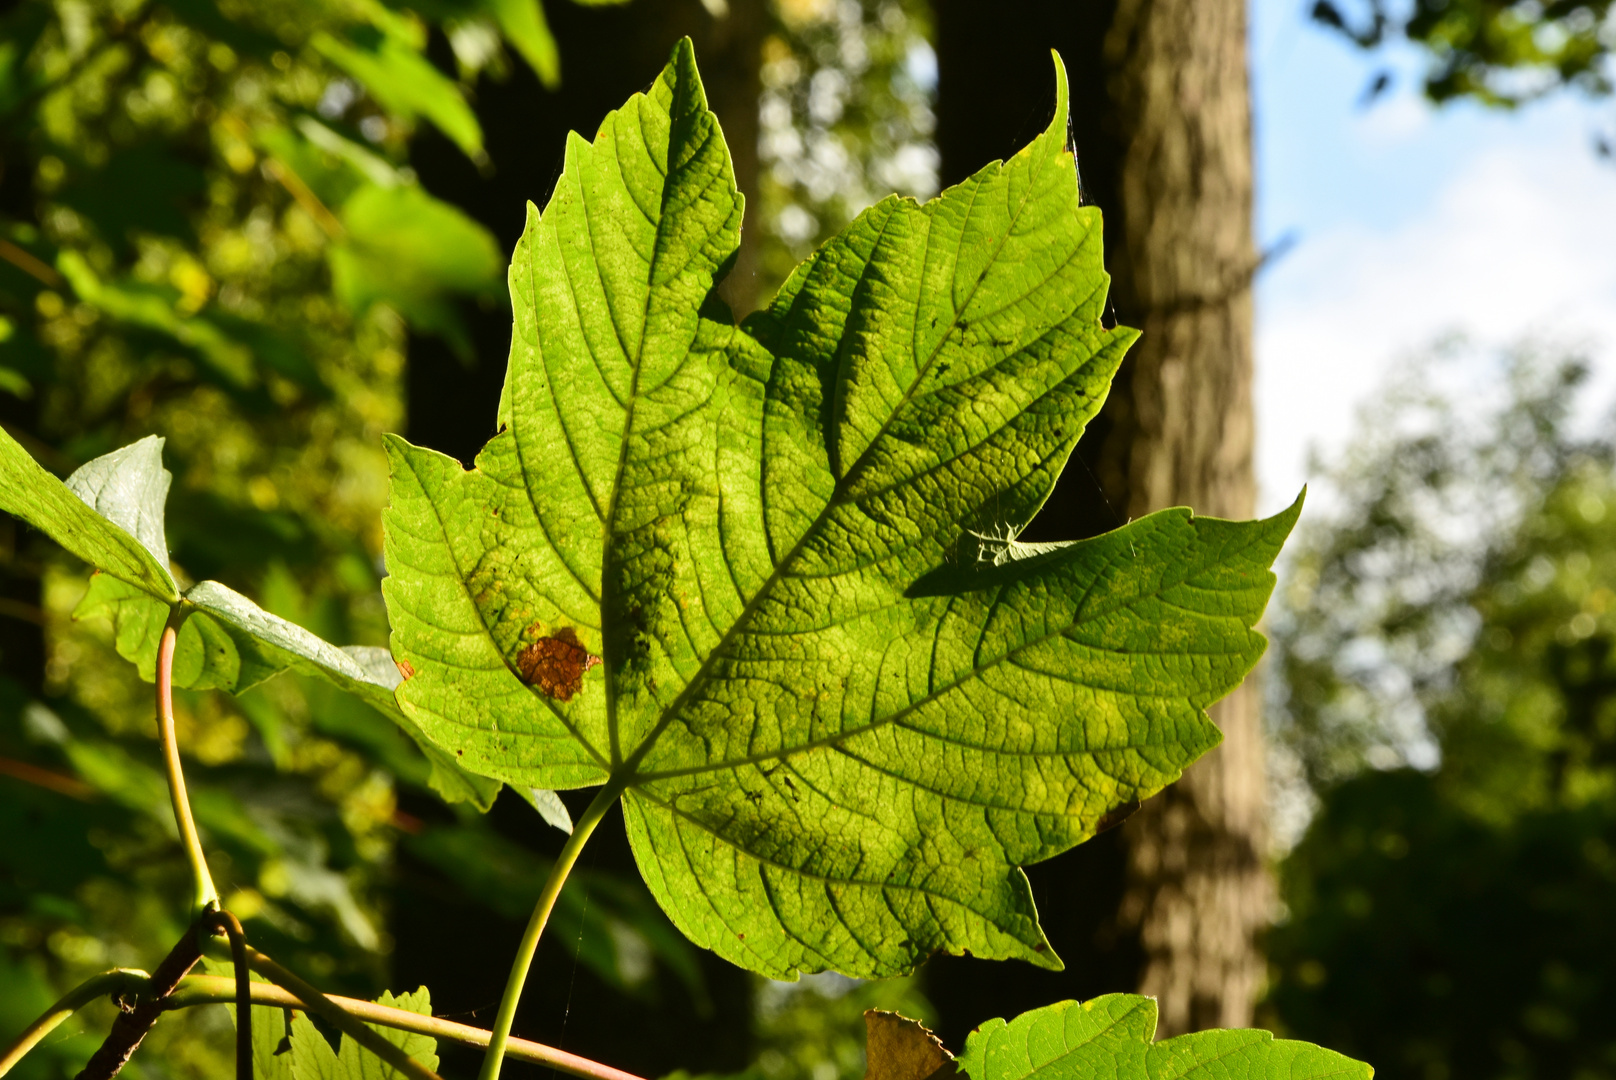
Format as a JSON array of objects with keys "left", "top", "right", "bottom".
[{"left": 0, "top": 2, "right": 936, "bottom": 1078}]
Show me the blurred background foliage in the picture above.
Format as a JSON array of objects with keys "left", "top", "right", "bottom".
[
  {"left": 4, "top": 1, "right": 1616, "bottom": 1080},
  {"left": 1263, "top": 341, "right": 1616, "bottom": 1080},
  {"left": 1310, "top": 0, "right": 1616, "bottom": 150},
  {"left": 0, "top": 0, "right": 930, "bottom": 1078}
]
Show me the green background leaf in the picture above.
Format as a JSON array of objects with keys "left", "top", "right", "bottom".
[
  {"left": 313, "top": 26, "right": 484, "bottom": 159},
  {"left": 0, "top": 428, "right": 177, "bottom": 600}
]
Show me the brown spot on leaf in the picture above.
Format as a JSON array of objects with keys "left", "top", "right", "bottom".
[
  {"left": 395, "top": 660, "right": 416, "bottom": 680},
  {"left": 863, "top": 1011, "right": 956, "bottom": 1080},
  {"left": 516, "top": 627, "right": 600, "bottom": 702}
]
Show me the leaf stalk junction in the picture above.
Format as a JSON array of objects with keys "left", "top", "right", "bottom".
[{"left": 477, "top": 779, "right": 624, "bottom": 1080}]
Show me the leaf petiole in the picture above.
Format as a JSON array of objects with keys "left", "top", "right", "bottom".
[
  {"left": 477, "top": 781, "right": 623, "bottom": 1080},
  {"left": 156, "top": 603, "right": 218, "bottom": 916}
]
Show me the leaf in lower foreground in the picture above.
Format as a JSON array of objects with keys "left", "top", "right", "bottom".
[
  {"left": 381, "top": 39, "right": 1298, "bottom": 980},
  {"left": 72, "top": 573, "right": 502, "bottom": 811},
  {"left": 288, "top": 986, "right": 437, "bottom": 1080},
  {"left": 954, "top": 997, "right": 1372, "bottom": 1080}
]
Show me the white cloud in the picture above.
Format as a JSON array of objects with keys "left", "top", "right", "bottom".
[{"left": 1255, "top": 126, "right": 1616, "bottom": 514}]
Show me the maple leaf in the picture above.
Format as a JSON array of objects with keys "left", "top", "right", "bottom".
[{"left": 380, "top": 39, "right": 1299, "bottom": 980}]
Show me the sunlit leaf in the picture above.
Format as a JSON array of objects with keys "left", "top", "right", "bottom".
[
  {"left": 381, "top": 39, "right": 1297, "bottom": 980},
  {"left": 0, "top": 428, "right": 177, "bottom": 600},
  {"left": 955, "top": 997, "right": 1371, "bottom": 1080}
]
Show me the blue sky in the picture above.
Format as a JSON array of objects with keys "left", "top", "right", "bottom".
[{"left": 1250, "top": 0, "right": 1616, "bottom": 513}]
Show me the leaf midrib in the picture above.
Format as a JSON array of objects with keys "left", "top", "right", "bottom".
[
  {"left": 613, "top": 150, "right": 1057, "bottom": 784},
  {"left": 598, "top": 67, "right": 712, "bottom": 767}
]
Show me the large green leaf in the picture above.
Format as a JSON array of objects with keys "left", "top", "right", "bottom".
[
  {"left": 955, "top": 997, "right": 1371, "bottom": 1080},
  {"left": 381, "top": 39, "right": 1297, "bottom": 980}
]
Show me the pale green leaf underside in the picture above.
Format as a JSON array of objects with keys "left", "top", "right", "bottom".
[
  {"left": 73, "top": 574, "right": 501, "bottom": 812},
  {"left": 64, "top": 435, "right": 173, "bottom": 577},
  {"left": 956, "top": 996, "right": 1372, "bottom": 1080},
  {"left": 0, "top": 432, "right": 505, "bottom": 812},
  {"left": 0, "top": 427, "right": 177, "bottom": 600},
  {"left": 382, "top": 40, "right": 1297, "bottom": 980}
]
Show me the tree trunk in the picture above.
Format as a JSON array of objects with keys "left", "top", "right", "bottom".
[{"left": 929, "top": 0, "right": 1265, "bottom": 1040}]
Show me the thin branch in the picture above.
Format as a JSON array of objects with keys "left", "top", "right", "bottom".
[
  {"left": 156, "top": 604, "right": 218, "bottom": 914},
  {"left": 0, "top": 239, "right": 63, "bottom": 288},
  {"left": 243, "top": 948, "right": 442, "bottom": 1080},
  {"left": 478, "top": 781, "right": 622, "bottom": 1080},
  {"left": 0, "top": 754, "right": 97, "bottom": 800},
  {"left": 216, "top": 113, "right": 345, "bottom": 241},
  {"left": 204, "top": 911, "right": 251, "bottom": 1080},
  {"left": 74, "top": 921, "right": 204, "bottom": 1080},
  {"left": 0, "top": 970, "right": 148, "bottom": 1079},
  {"left": 163, "top": 977, "right": 650, "bottom": 1080}
]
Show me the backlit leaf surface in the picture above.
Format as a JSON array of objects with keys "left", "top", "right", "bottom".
[
  {"left": 955, "top": 997, "right": 1371, "bottom": 1080},
  {"left": 0, "top": 427, "right": 177, "bottom": 600},
  {"left": 381, "top": 39, "right": 1298, "bottom": 980},
  {"left": 290, "top": 987, "right": 438, "bottom": 1080}
]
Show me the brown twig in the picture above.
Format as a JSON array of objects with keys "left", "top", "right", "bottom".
[
  {"left": 0, "top": 755, "right": 96, "bottom": 800},
  {"left": 0, "top": 970, "right": 148, "bottom": 1079},
  {"left": 0, "top": 239, "right": 63, "bottom": 288},
  {"left": 163, "top": 977, "right": 650, "bottom": 1080},
  {"left": 73, "top": 921, "right": 203, "bottom": 1080},
  {"left": 204, "top": 911, "right": 251, "bottom": 1080}
]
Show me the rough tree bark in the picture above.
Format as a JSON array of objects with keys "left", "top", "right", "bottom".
[{"left": 928, "top": 0, "right": 1266, "bottom": 1040}]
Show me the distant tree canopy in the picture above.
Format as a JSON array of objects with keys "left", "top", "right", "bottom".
[
  {"left": 1265, "top": 342, "right": 1616, "bottom": 1080},
  {"left": 1311, "top": 0, "right": 1614, "bottom": 107}
]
